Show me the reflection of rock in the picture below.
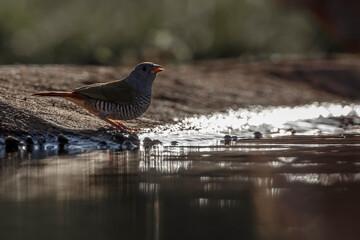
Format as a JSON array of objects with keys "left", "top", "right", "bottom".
[{"left": 143, "top": 137, "right": 162, "bottom": 148}]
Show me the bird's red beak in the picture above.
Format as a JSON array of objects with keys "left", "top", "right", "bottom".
[{"left": 152, "top": 65, "right": 164, "bottom": 73}]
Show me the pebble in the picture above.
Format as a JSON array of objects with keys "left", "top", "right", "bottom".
[
  {"left": 287, "top": 128, "right": 296, "bottom": 135},
  {"left": 224, "top": 135, "right": 232, "bottom": 141},
  {"left": 97, "top": 141, "right": 108, "bottom": 149},
  {"left": 171, "top": 141, "right": 179, "bottom": 146},
  {"left": 38, "top": 136, "right": 46, "bottom": 146},
  {"left": 223, "top": 135, "right": 238, "bottom": 142},
  {"left": 98, "top": 141, "right": 107, "bottom": 146},
  {"left": 113, "top": 133, "right": 126, "bottom": 143},
  {"left": 25, "top": 136, "right": 34, "bottom": 152},
  {"left": 254, "top": 131, "right": 263, "bottom": 139},
  {"left": 46, "top": 145, "right": 55, "bottom": 150},
  {"left": 57, "top": 134, "right": 69, "bottom": 145},
  {"left": 25, "top": 136, "right": 34, "bottom": 145},
  {"left": 5, "top": 136, "right": 20, "bottom": 152}
]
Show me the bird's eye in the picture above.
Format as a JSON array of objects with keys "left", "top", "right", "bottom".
[{"left": 141, "top": 66, "right": 146, "bottom": 72}]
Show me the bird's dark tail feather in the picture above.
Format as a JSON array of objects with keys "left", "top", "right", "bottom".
[{"left": 32, "top": 91, "right": 80, "bottom": 98}]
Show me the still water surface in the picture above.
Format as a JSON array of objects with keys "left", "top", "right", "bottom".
[{"left": 0, "top": 103, "right": 360, "bottom": 240}]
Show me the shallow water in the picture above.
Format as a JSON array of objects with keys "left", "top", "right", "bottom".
[
  {"left": 147, "top": 102, "right": 360, "bottom": 145},
  {"left": 1, "top": 103, "right": 360, "bottom": 240}
]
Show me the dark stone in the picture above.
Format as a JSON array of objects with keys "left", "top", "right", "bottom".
[
  {"left": 25, "top": 136, "right": 34, "bottom": 152},
  {"left": 57, "top": 134, "right": 69, "bottom": 145},
  {"left": 97, "top": 141, "right": 108, "bottom": 149},
  {"left": 58, "top": 145, "right": 68, "bottom": 155},
  {"left": 224, "top": 135, "right": 232, "bottom": 141},
  {"left": 113, "top": 133, "right": 126, "bottom": 143},
  {"left": 5, "top": 136, "right": 20, "bottom": 152},
  {"left": 171, "top": 141, "right": 179, "bottom": 146},
  {"left": 38, "top": 137, "right": 46, "bottom": 146},
  {"left": 26, "top": 145, "right": 34, "bottom": 152},
  {"left": 223, "top": 135, "right": 232, "bottom": 145},
  {"left": 287, "top": 128, "right": 296, "bottom": 135},
  {"left": 254, "top": 131, "right": 263, "bottom": 139},
  {"left": 46, "top": 145, "right": 55, "bottom": 150},
  {"left": 25, "top": 136, "right": 34, "bottom": 145},
  {"left": 223, "top": 135, "right": 238, "bottom": 144}
]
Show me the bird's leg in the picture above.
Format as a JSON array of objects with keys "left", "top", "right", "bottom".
[
  {"left": 98, "top": 113, "right": 128, "bottom": 133},
  {"left": 98, "top": 113, "right": 139, "bottom": 134}
]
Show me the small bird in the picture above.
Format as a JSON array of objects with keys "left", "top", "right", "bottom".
[{"left": 32, "top": 62, "right": 164, "bottom": 133}]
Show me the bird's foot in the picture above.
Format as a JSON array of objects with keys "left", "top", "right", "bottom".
[
  {"left": 113, "top": 121, "right": 141, "bottom": 133},
  {"left": 101, "top": 116, "right": 141, "bottom": 134},
  {"left": 109, "top": 125, "right": 137, "bottom": 134},
  {"left": 109, "top": 125, "right": 139, "bottom": 134}
]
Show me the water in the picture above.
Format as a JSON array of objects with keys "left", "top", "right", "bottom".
[
  {"left": 1, "top": 103, "right": 360, "bottom": 240},
  {"left": 147, "top": 102, "right": 360, "bottom": 145}
]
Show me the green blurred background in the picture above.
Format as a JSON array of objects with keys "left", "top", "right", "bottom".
[{"left": 0, "top": 0, "right": 357, "bottom": 65}]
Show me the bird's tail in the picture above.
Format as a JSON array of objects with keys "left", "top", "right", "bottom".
[{"left": 32, "top": 91, "right": 80, "bottom": 98}]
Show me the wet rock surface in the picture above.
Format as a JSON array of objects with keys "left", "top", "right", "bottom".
[{"left": 0, "top": 57, "right": 359, "bottom": 148}]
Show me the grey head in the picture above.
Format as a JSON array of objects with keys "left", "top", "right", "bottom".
[{"left": 125, "top": 62, "right": 164, "bottom": 93}]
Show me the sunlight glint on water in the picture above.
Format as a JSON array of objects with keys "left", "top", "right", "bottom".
[{"left": 146, "top": 103, "right": 360, "bottom": 145}]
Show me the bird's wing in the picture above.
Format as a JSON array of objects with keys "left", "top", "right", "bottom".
[{"left": 74, "top": 79, "right": 137, "bottom": 105}]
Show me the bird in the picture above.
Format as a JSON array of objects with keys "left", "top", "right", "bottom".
[{"left": 32, "top": 62, "right": 164, "bottom": 134}]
